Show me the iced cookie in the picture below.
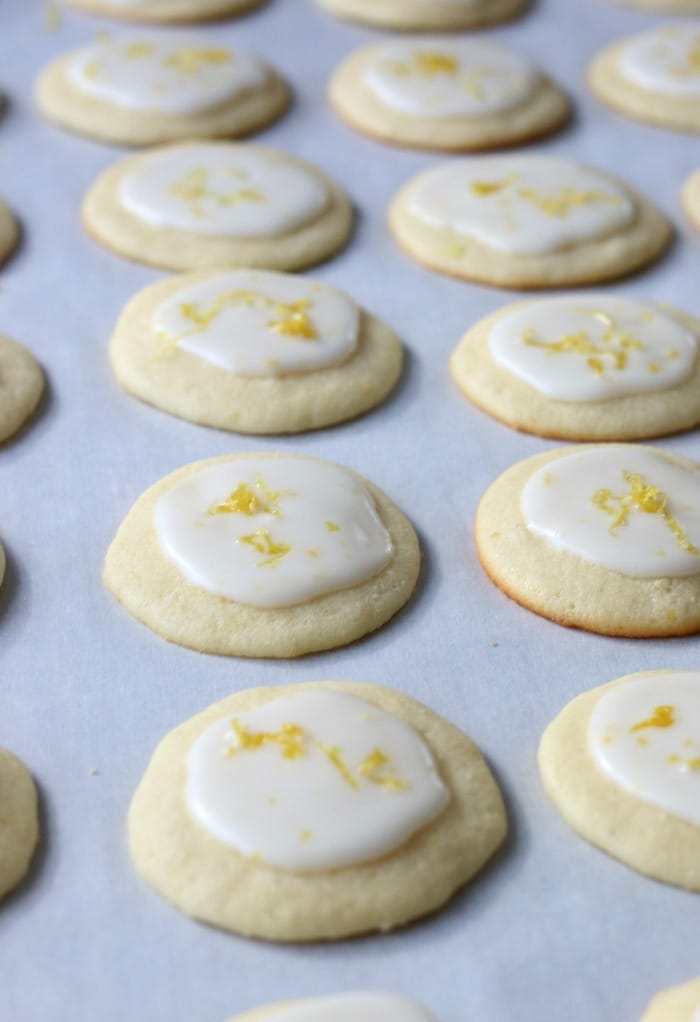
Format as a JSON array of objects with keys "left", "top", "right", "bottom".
[
  {"left": 389, "top": 155, "right": 671, "bottom": 289},
  {"left": 63, "top": 0, "right": 265, "bottom": 24},
  {"left": 82, "top": 142, "right": 353, "bottom": 272},
  {"left": 0, "top": 336, "right": 44, "bottom": 445},
  {"left": 36, "top": 35, "right": 289, "bottom": 147},
  {"left": 315, "top": 0, "right": 530, "bottom": 33},
  {"left": 129, "top": 681, "right": 507, "bottom": 940},
  {"left": 590, "top": 23, "right": 700, "bottom": 135},
  {"left": 329, "top": 38, "right": 569, "bottom": 152},
  {"left": 0, "top": 199, "right": 19, "bottom": 268},
  {"left": 229, "top": 994, "right": 439, "bottom": 1021},
  {"left": 540, "top": 670, "right": 700, "bottom": 890},
  {"left": 450, "top": 296, "right": 700, "bottom": 441},
  {"left": 109, "top": 270, "right": 402, "bottom": 434},
  {"left": 476, "top": 444, "right": 700, "bottom": 636},
  {"left": 683, "top": 168, "right": 700, "bottom": 230},
  {"left": 641, "top": 977, "right": 700, "bottom": 1021},
  {"left": 104, "top": 453, "right": 420, "bottom": 656},
  {"left": 0, "top": 748, "right": 39, "bottom": 902}
]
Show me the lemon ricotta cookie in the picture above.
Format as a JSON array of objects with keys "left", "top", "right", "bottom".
[
  {"left": 82, "top": 142, "right": 353, "bottom": 272},
  {"left": 540, "top": 670, "right": 700, "bottom": 890},
  {"left": 590, "top": 23, "right": 700, "bottom": 134},
  {"left": 0, "top": 199, "right": 19, "bottom": 268},
  {"left": 329, "top": 38, "right": 569, "bottom": 152},
  {"left": 0, "top": 336, "right": 44, "bottom": 444},
  {"left": 36, "top": 35, "right": 289, "bottom": 147},
  {"left": 315, "top": 0, "right": 530, "bottom": 32},
  {"left": 641, "top": 976, "right": 700, "bottom": 1021},
  {"left": 109, "top": 270, "right": 402, "bottom": 434},
  {"left": 104, "top": 453, "right": 420, "bottom": 656},
  {"left": 389, "top": 155, "right": 671, "bottom": 289},
  {"left": 129, "top": 681, "right": 507, "bottom": 940},
  {"left": 683, "top": 168, "right": 700, "bottom": 230},
  {"left": 0, "top": 748, "right": 39, "bottom": 902},
  {"left": 476, "top": 444, "right": 700, "bottom": 636},
  {"left": 63, "top": 0, "right": 265, "bottom": 24},
  {"left": 229, "top": 993, "right": 440, "bottom": 1021},
  {"left": 450, "top": 296, "right": 700, "bottom": 441}
]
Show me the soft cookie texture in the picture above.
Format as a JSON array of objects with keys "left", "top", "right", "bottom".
[
  {"left": 450, "top": 298, "right": 700, "bottom": 441},
  {"left": 389, "top": 155, "right": 671, "bottom": 290},
  {"left": 684, "top": 169, "right": 700, "bottom": 231},
  {"left": 36, "top": 36, "right": 290, "bottom": 147},
  {"left": 476, "top": 445, "right": 700, "bottom": 636},
  {"left": 539, "top": 671, "right": 700, "bottom": 891},
  {"left": 63, "top": 0, "right": 266, "bottom": 24},
  {"left": 82, "top": 142, "right": 353, "bottom": 273},
  {"left": 0, "top": 336, "right": 44, "bottom": 445},
  {"left": 0, "top": 199, "right": 19, "bottom": 269},
  {"left": 109, "top": 270, "right": 403, "bottom": 434},
  {"left": 590, "top": 24, "right": 700, "bottom": 135},
  {"left": 104, "top": 453, "right": 420, "bottom": 657},
  {"left": 641, "top": 977, "right": 700, "bottom": 1021},
  {"left": 329, "top": 38, "right": 569, "bottom": 152},
  {"left": 228, "top": 993, "right": 439, "bottom": 1021},
  {"left": 128, "top": 681, "right": 507, "bottom": 941},
  {"left": 315, "top": 0, "right": 531, "bottom": 32},
  {"left": 0, "top": 748, "right": 39, "bottom": 902}
]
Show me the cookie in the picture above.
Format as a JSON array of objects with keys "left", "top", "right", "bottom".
[
  {"left": 683, "top": 168, "right": 700, "bottom": 231},
  {"left": 590, "top": 23, "right": 700, "bottom": 135},
  {"left": 109, "top": 270, "right": 403, "bottom": 434},
  {"left": 0, "top": 199, "right": 19, "bottom": 269},
  {"left": 641, "top": 976, "right": 700, "bottom": 1021},
  {"left": 389, "top": 155, "right": 671, "bottom": 289},
  {"left": 129, "top": 681, "right": 507, "bottom": 940},
  {"left": 36, "top": 35, "right": 290, "bottom": 147},
  {"left": 228, "top": 994, "right": 439, "bottom": 1021},
  {"left": 104, "top": 453, "right": 420, "bottom": 657},
  {"left": 0, "top": 748, "right": 39, "bottom": 902},
  {"left": 476, "top": 444, "right": 700, "bottom": 637},
  {"left": 63, "top": 0, "right": 265, "bottom": 24},
  {"left": 450, "top": 296, "right": 700, "bottom": 441},
  {"left": 0, "top": 335, "right": 44, "bottom": 445},
  {"left": 329, "top": 38, "right": 569, "bottom": 152},
  {"left": 315, "top": 0, "right": 530, "bottom": 33},
  {"left": 82, "top": 142, "right": 353, "bottom": 272},
  {"left": 539, "top": 669, "right": 700, "bottom": 891}
]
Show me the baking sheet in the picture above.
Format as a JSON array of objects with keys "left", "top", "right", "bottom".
[{"left": 1, "top": 1, "right": 699, "bottom": 1019}]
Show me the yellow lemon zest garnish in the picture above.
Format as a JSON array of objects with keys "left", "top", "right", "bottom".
[
  {"left": 316, "top": 742, "right": 358, "bottom": 789},
  {"left": 630, "top": 705, "right": 676, "bottom": 732},
  {"left": 229, "top": 719, "right": 306, "bottom": 759},
  {"left": 268, "top": 301, "right": 316, "bottom": 339},
  {"left": 359, "top": 748, "right": 409, "bottom": 792},
  {"left": 208, "top": 475, "right": 285, "bottom": 517},
  {"left": 165, "top": 47, "right": 231, "bottom": 74},
  {"left": 125, "top": 42, "right": 154, "bottom": 60},
  {"left": 239, "top": 528, "right": 291, "bottom": 567},
  {"left": 592, "top": 471, "right": 700, "bottom": 557},
  {"left": 170, "top": 168, "right": 265, "bottom": 215},
  {"left": 687, "top": 757, "right": 700, "bottom": 770},
  {"left": 470, "top": 175, "right": 518, "bottom": 196},
  {"left": 517, "top": 186, "right": 620, "bottom": 217},
  {"left": 325, "top": 521, "right": 341, "bottom": 532},
  {"left": 299, "top": 830, "right": 313, "bottom": 842},
  {"left": 522, "top": 311, "right": 644, "bottom": 376},
  {"left": 389, "top": 50, "right": 459, "bottom": 78}
]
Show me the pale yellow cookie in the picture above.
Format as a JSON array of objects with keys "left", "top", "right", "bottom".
[
  {"left": 63, "top": 0, "right": 266, "bottom": 24},
  {"left": 641, "top": 976, "right": 700, "bottom": 1021},
  {"left": 0, "top": 199, "right": 19, "bottom": 269},
  {"left": 450, "top": 298, "right": 700, "bottom": 441},
  {"left": 539, "top": 670, "right": 700, "bottom": 891},
  {"left": 109, "top": 270, "right": 403, "bottom": 434},
  {"left": 476, "top": 445, "right": 700, "bottom": 637},
  {"left": 0, "top": 748, "right": 39, "bottom": 902},
  {"left": 35, "top": 37, "right": 290, "bottom": 148},
  {"left": 104, "top": 453, "right": 420, "bottom": 657},
  {"left": 0, "top": 335, "right": 44, "bottom": 445},
  {"left": 82, "top": 142, "right": 353, "bottom": 273},
  {"left": 128, "top": 681, "right": 507, "bottom": 941},
  {"left": 683, "top": 168, "right": 700, "bottom": 231},
  {"left": 315, "top": 0, "right": 530, "bottom": 32},
  {"left": 329, "top": 38, "right": 569, "bottom": 152}
]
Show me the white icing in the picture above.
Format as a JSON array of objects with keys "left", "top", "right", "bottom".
[
  {"left": 363, "top": 39, "right": 538, "bottom": 118},
  {"left": 119, "top": 144, "right": 329, "bottom": 237},
  {"left": 252, "top": 994, "right": 437, "bottom": 1022},
  {"left": 618, "top": 24, "right": 700, "bottom": 98},
  {"left": 187, "top": 690, "right": 450, "bottom": 871},
  {"left": 522, "top": 446, "right": 700, "bottom": 577},
  {"left": 589, "top": 672, "right": 700, "bottom": 828},
  {"left": 490, "top": 296, "right": 697, "bottom": 402},
  {"left": 407, "top": 156, "right": 635, "bottom": 255},
  {"left": 69, "top": 36, "right": 267, "bottom": 115},
  {"left": 155, "top": 456, "right": 393, "bottom": 607},
  {"left": 152, "top": 270, "right": 360, "bottom": 377}
]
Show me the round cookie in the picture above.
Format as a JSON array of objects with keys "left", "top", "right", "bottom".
[
  {"left": 539, "top": 670, "right": 700, "bottom": 890},
  {"left": 109, "top": 270, "right": 403, "bottom": 434},
  {"left": 63, "top": 0, "right": 265, "bottom": 24},
  {"left": 683, "top": 168, "right": 700, "bottom": 231},
  {"left": 128, "top": 681, "right": 507, "bottom": 941},
  {"left": 476, "top": 444, "right": 700, "bottom": 637},
  {"left": 329, "top": 38, "right": 569, "bottom": 152},
  {"left": 590, "top": 23, "right": 700, "bottom": 135},
  {"left": 82, "top": 142, "right": 353, "bottom": 273},
  {"left": 641, "top": 977, "right": 700, "bottom": 1021},
  {"left": 0, "top": 335, "right": 44, "bottom": 445},
  {"left": 389, "top": 155, "right": 671, "bottom": 290},
  {"left": 0, "top": 199, "right": 19, "bottom": 269},
  {"left": 36, "top": 35, "right": 290, "bottom": 147},
  {"left": 315, "top": 0, "right": 531, "bottom": 33},
  {"left": 104, "top": 453, "right": 420, "bottom": 657},
  {"left": 450, "top": 296, "right": 700, "bottom": 441},
  {"left": 228, "top": 994, "right": 439, "bottom": 1021},
  {"left": 0, "top": 748, "right": 39, "bottom": 902}
]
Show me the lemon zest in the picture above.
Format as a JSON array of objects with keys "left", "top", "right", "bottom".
[
  {"left": 592, "top": 471, "right": 700, "bottom": 557},
  {"left": 630, "top": 705, "right": 676, "bottom": 733},
  {"left": 228, "top": 719, "right": 306, "bottom": 759},
  {"left": 238, "top": 528, "right": 291, "bottom": 567},
  {"left": 359, "top": 748, "right": 409, "bottom": 792}
]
